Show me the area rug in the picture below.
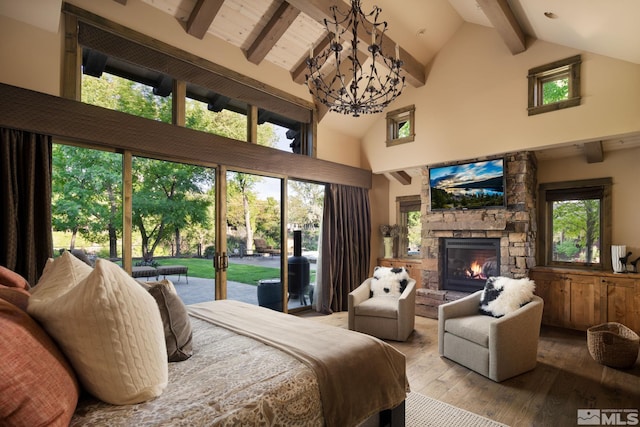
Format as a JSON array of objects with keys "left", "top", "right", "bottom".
[{"left": 406, "top": 392, "right": 509, "bottom": 427}]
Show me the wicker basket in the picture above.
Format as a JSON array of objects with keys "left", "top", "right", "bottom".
[{"left": 587, "top": 322, "right": 639, "bottom": 369}]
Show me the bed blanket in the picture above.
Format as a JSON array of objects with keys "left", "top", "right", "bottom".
[{"left": 188, "top": 300, "right": 408, "bottom": 426}]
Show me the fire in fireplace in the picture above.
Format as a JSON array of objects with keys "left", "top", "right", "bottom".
[{"left": 442, "top": 238, "right": 500, "bottom": 292}]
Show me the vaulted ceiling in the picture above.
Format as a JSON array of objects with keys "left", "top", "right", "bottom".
[{"left": 1, "top": 0, "right": 639, "bottom": 159}]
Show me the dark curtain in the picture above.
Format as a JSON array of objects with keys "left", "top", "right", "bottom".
[
  {"left": 0, "top": 128, "right": 53, "bottom": 285},
  {"left": 319, "top": 183, "right": 371, "bottom": 313}
]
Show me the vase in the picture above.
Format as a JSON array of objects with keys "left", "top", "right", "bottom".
[
  {"left": 611, "top": 245, "right": 627, "bottom": 273},
  {"left": 383, "top": 237, "right": 393, "bottom": 259}
]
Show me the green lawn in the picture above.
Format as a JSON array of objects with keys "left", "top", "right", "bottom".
[{"left": 152, "top": 258, "right": 315, "bottom": 286}]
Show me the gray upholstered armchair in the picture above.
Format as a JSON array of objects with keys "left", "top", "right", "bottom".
[
  {"left": 348, "top": 278, "right": 416, "bottom": 341},
  {"left": 438, "top": 290, "right": 544, "bottom": 382}
]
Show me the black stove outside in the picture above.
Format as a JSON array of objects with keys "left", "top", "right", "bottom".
[{"left": 442, "top": 238, "right": 500, "bottom": 292}]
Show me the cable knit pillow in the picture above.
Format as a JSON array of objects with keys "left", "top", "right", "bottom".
[
  {"left": 479, "top": 276, "right": 536, "bottom": 318},
  {"left": 28, "top": 255, "right": 168, "bottom": 405}
]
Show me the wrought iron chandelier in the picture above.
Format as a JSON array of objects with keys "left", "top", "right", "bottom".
[{"left": 305, "top": 0, "right": 405, "bottom": 117}]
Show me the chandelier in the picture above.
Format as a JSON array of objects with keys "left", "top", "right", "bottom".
[{"left": 305, "top": 0, "right": 405, "bottom": 117}]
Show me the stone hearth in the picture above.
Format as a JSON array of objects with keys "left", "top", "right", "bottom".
[{"left": 415, "top": 152, "right": 537, "bottom": 318}]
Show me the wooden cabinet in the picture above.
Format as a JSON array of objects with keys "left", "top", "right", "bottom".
[
  {"left": 377, "top": 258, "right": 422, "bottom": 285},
  {"left": 530, "top": 268, "right": 640, "bottom": 334},
  {"left": 601, "top": 276, "right": 640, "bottom": 334}
]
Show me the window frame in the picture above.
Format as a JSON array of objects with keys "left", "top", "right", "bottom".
[
  {"left": 386, "top": 105, "right": 415, "bottom": 146},
  {"left": 537, "top": 178, "right": 612, "bottom": 270},
  {"left": 528, "top": 55, "right": 581, "bottom": 116},
  {"left": 396, "top": 195, "right": 422, "bottom": 259}
]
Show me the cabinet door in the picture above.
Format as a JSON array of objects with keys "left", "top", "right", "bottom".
[
  {"left": 565, "top": 274, "right": 599, "bottom": 331},
  {"left": 604, "top": 276, "right": 640, "bottom": 334},
  {"left": 531, "top": 271, "right": 568, "bottom": 327}
]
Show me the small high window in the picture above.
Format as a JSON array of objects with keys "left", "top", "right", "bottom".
[
  {"left": 386, "top": 105, "right": 415, "bottom": 146},
  {"left": 528, "top": 55, "right": 581, "bottom": 116}
]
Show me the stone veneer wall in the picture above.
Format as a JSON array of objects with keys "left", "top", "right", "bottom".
[{"left": 415, "top": 151, "right": 537, "bottom": 318}]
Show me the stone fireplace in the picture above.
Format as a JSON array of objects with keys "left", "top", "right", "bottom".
[{"left": 415, "top": 152, "right": 537, "bottom": 318}]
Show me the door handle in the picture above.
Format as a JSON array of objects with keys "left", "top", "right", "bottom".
[{"left": 222, "top": 252, "right": 229, "bottom": 270}]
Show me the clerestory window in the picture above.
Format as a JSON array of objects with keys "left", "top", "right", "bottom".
[{"left": 527, "top": 55, "right": 581, "bottom": 116}]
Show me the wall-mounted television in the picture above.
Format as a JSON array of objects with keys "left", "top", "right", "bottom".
[{"left": 429, "top": 158, "right": 505, "bottom": 210}]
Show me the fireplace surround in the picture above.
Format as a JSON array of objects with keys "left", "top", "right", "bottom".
[
  {"left": 442, "top": 238, "right": 500, "bottom": 292},
  {"left": 415, "top": 152, "right": 537, "bottom": 318}
]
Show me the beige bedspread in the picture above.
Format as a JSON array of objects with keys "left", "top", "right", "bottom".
[
  {"left": 71, "top": 315, "right": 324, "bottom": 426},
  {"left": 188, "top": 300, "right": 408, "bottom": 426}
]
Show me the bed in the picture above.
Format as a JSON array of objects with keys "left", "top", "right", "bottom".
[
  {"left": 1, "top": 254, "right": 407, "bottom": 427},
  {"left": 70, "top": 300, "right": 409, "bottom": 426}
]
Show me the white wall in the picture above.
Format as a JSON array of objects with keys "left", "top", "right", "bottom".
[{"left": 362, "top": 23, "right": 640, "bottom": 174}]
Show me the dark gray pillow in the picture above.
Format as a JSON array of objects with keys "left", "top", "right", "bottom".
[{"left": 141, "top": 282, "right": 193, "bottom": 362}]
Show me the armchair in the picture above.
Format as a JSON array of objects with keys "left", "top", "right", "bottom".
[
  {"left": 348, "top": 277, "right": 416, "bottom": 341},
  {"left": 438, "top": 290, "right": 543, "bottom": 382}
]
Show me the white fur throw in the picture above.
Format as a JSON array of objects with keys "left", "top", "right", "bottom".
[
  {"left": 479, "top": 276, "right": 535, "bottom": 317},
  {"left": 370, "top": 266, "right": 410, "bottom": 297}
]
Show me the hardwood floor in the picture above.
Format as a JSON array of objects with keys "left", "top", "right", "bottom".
[{"left": 302, "top": 312, "right": 640, "bottom": 427}]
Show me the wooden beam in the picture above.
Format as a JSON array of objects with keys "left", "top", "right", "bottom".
[
  {"left": 245, "top": 1, "right": 300, "bottom": 65},
  {"left": 0, "top": 83, "right": 372, "bottom": 189},
  {"left": 389, "top": 171, "right": 412, "bottom": 186},
  {"left": 113, "top": 0, "right": 127, "bottom": 4},
  {"left": 286, "top": 0, "right": 425, "bottom": 87},
  {"left": 584, "top": 141, "right": 604, "bottom": 163},
  {"left": 186, "top": 0, "right": 224, "bottom": 40},
  {"left": 291, "top": 31, "right": 333, "bottom": 84},
  {"left": 477, "top": 0, "right": 526, "bottom": 55}
]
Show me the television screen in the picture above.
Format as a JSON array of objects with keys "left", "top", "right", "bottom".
[{"left": 429, "top": 158, "right": 505, "bottom": 210}]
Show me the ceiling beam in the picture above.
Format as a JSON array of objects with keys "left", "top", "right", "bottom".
[
  {"left": 245, "top": 1, "right": 301, "bottom": 65},
  {"left": 285, "top": 0, "right": 425, "bottom": 87},
  {"left": 390, "top": 171, "right": 412, "bottom": 185},
  {"left": 113, "top": 0, "right": 127, "bottom": 4},
  {"left": 476, "top": 0, "right": 526, "bottom": 55},
  {"left": 291, "top": 32, "right": 333, "bottom": 84},
  {"left": 186, "top": 0, "right": 224, "bottom": 40},
  {"left": 584, "top": 141, "right": 604, "bottom": 163}
]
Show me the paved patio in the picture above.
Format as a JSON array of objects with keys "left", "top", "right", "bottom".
[{"left": 156, "top": 255, "right": 316, "bottom": 310}]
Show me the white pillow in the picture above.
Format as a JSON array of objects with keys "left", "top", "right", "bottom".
[
  {"left": 479, "top": 276, "right": 535, "bottom": 318},
  {"left": 28, "top": 255, "right": 168, "bottom": 405}
]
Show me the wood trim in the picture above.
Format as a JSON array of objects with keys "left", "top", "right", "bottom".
[
  {"left": 247, "top": 105, "right": 258, "bottom": 143},
  {"left": 215, "top": 165, "right": 227, "bottom": 300},
  {"left": 172, "top": 80, "right": 186, "bottom": 126},
  {"left": 62, "top": 14, "right": 81, "bottom": 100},
  {"left": 122, "top": 151, "right": 133, "bottom": 273},
  {"left": 186, "top": 0, "right": 224, "bottom": 39},
  {"left": 290, "top": 32, "right": 332, "bottom": 84},
  {"left": 0, "top": 82, "right": 371, "bottom": 189},
  {"left": 245, "top": 1, "right": 300, "bottom": 65},
  {"left": 285, "top": 0, "right": 425, "bottom": 87},
  {"left": 477, "top": 0, "right": 526, "bottom": 55}
]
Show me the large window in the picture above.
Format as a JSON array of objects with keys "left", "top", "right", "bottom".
[{"left": 538, "top": 178, "right": 612, "bottom": 270}]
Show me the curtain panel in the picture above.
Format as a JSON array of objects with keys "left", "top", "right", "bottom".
[
  {"left": 0, "top": 128, "right": 53, "bottom": 284},
  {"left": 319, "top": 184, "right": 371, "bottom": 313}
]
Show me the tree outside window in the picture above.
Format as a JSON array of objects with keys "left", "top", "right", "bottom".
[{"left": 538, "top": 178, "right": 612, "bottom": 270}]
